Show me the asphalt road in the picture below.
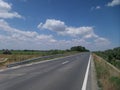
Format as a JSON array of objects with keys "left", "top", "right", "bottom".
[{"left": 0, "top": 52, "right": 90, "bottom": 90}]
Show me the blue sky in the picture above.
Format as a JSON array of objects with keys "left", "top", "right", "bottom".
[{"left": 0, "top": 0, "right": 120, "bottom": 50}]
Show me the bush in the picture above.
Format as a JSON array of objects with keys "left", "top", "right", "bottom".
[
  {"left": 70, "top": 46, "right": 89, "bottom": 52},
  {"left": 3, "top": 49, "right": 12, "bottom": 55}
]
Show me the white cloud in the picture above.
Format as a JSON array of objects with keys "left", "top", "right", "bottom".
[
  {"left": 0, "top": 0, "right": 22, "bottom": 19},
  {"left": 91, "top": 6, "right": 101, "bottom": 10},
  {"left": 64, "top": 27, "right": 96, "bottom": 37},
  {"left": 0, "top": 19, "right": 110, "bottom": 50},
  {"left": 0, "top": 19, "right": 53, "bottom": 40},
  {"left": 0, "top": 19, "right": 57, "bottom": 49},
  {"left": 94, "top": 37, "right": 110, "bottom": 46},
  {"left": 107, "top": 0, "right": 120, "bottom": 7},
  {"left": 0, "top": 0, "right": 11, "bottom": 10},
  {"left": 96, "top": 6, "right": 101, "bottom": 9},
  {"left": 38, "top": 19, "right": 98, "bottom": 38},
  {"left": 38, "top": 19, "right": 66, "bottom": 32},
  {"left": 37, "top": 19, "right": 110, "bottom": 50}
]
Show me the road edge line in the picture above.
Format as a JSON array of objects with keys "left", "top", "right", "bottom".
[{"left": 81, "top": 53, "right": 91, "bottom": 90}]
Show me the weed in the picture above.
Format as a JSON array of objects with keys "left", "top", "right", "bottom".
[
  {"left": 93, "top": 54, "right": 120, "bottom": 90},
  {"left": 109, "top": 76, "right": 120, "bottom": 90}
]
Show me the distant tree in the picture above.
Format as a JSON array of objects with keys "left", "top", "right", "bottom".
[
  {"left": 70, "top": 46, "right": 89, "bottom": 52},
  {"left": 24, "top": 49, "right": 29, "bottom": 52},
  {"left": 3, "top": 49, "right": 12, "bottom": 54},
  {"left": 66, "top": 49, "right": 70, "bottom": 52},
  {"left": 94, "top": 47, "right": 120, "bottom": 69}
]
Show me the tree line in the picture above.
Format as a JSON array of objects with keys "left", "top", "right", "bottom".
[
  {"left": 1, "top": 46, "right": 89, "bottom": 55},
  {"left": 94, "top": 47, "right": 120, "bottom": 69}
]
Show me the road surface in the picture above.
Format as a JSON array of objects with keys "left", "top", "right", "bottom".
[{"left": 0, "top": 52, "right": 90, "bottom": 90}]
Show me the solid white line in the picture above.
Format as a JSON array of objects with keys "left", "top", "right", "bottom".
[
  {"left": 10, "top": 66, "right": 21, "bottom": 69},
  {"left": 0, "top": 66, "right": 21, "bottom": 72},
  {"left": 62, "top": 61, "right": 69, "bottom": 64},
  {"left": 0, "top": 69, "right": 4, "bottom": 72},
  {"left": 81, "top": 54, "right": 91, "bottom": 90}
]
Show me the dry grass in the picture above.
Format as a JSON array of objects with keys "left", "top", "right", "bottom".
[
  {"left": 0, "top": 51, "right": 78, "bottom": 69},
  {"left": 0, "top": 54, "right": 41, "bottom": 69},
  {"left": 93, "top": 54, "right": 120, "bottom": 90}
]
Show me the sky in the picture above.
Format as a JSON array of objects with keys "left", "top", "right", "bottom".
[{"left": 0, "top": 0, "right": 120, "bottom": 51}]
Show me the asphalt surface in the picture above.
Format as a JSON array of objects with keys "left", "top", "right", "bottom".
[{"left": 0, "top": 52, "right": 90, "bottom": 90}]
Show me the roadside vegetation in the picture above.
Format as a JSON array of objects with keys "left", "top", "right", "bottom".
[
  {"left": 0, "top": 46, "right": 89, "bottom": 68},
  {"left": 93, "top": 54, "right": 120, "bottom": 90},
  {"left": 94, "top": 47, "right": 120, "bottom": 69}
]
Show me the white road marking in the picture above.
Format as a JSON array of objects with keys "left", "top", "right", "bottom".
[
  {"left": 81, "top": 54, "right": 91, "bottom": 90},
  {"left": 62, "top": 61, "right": 69, "bottom": 64},
  {"left": 0, "top": 66, "right": 21, "bottom": 72},
  {"left": 0, "top": 69, "right": 4, "bottom": 72},
  {"left": 10, "top": 66, "right": 21, "bottom": 69}
]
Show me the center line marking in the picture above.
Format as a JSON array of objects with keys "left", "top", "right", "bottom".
[{"left": 62, "top": 61, "right": 69, "bottom": 64}]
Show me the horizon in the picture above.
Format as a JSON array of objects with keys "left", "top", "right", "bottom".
[{"left": 0, "top": 46, "right": 119, "bottom": 52}]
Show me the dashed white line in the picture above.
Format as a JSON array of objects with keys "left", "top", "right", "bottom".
[
  {"left": 0, "top": 69, "right": 4, "bottom": 72},
  {"left": 0, "top": 66, "right": 21, "bottom": 72},
  {"left": 62, "top": 61, "right": 69, "bottom": 64}
]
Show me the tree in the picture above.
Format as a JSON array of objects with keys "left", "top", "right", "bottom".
[
  {"left": 70, "top": 46, "right": 89, "bottom": 52},
  {"left": 3, "top": 49, "right": 12, "bottom": 54}
]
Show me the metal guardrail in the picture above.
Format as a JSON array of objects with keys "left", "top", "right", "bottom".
[{"left": 7, "top": 54, "right": 65, "bottom": 67}]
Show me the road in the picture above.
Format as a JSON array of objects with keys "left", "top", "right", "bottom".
[{"left": 0, "top": 52, "right": 90, "bottom": 90}]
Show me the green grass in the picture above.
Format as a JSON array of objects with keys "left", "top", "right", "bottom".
[
  {"left": 94, "top": 58, "right": 109, "bottom": 90},
  {"left": 0, "top": 50, "right": 69, "bottom": 55},
  {"left": 93, "top": 54, "right": 120, "bottom": 90},
  {"left": 109, "top": 76, "right": 120, "bottom": 90},
  {"left": 0, "top": 50, "right": 2, "bottom": 54}
]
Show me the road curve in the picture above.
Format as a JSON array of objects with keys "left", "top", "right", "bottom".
[{"left": 0, "top": 52, "right": 90, "bottom": 90}]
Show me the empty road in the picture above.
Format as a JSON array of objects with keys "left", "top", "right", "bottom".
[{"left": 0, "top": 52, "right": 90, "bottom": 90}]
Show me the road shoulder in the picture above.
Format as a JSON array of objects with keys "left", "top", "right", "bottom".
[{"left": 90, "top": 55, "right": 98, "bottom": 90}]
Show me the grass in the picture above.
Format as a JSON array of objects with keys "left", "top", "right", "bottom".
[
  {"left": 109, "top": 76, "right": 120, "bottom": 90},
  {"left": 93, "top": 54, "right": 120, "bottom": 90},
  {"left": 0, "top": 54, "right": 40, "bottom": 68},
  {"left": 0, "top": 51, "right": 79, "bottom": 68}
]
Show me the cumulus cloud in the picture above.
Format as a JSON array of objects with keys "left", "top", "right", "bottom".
[
  {"left": 0, "top": 19, "right": 57, "bottom": 49},
  {"left": 94, "top": 37, "right": 110, "bottom": 46},
  {"left": 0, "top": 0, "right": 22, "bottom": 19},
  {"left": 0, "top": 19, "right": 54, "bottom": 41},
  {"left": 107, "top": 0, "right": 120, "bottom": 7},
  {"left": 63, "top": 27, "right": 97, "bottom": 37},
  {"left": 0, "top": 19, "right": 110, "bottom": 50},
  {"left": 38, "top": 19, "right": 66, "bottom": 32},
  {"left": 37, "top": 19, "right": 110, "bottom": 50},
  {"left": 96, "top": 6, "right": 101, "bottom": 9},
  {"left": 38, "top": 19, "right": 98, "bottom": 38}
]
